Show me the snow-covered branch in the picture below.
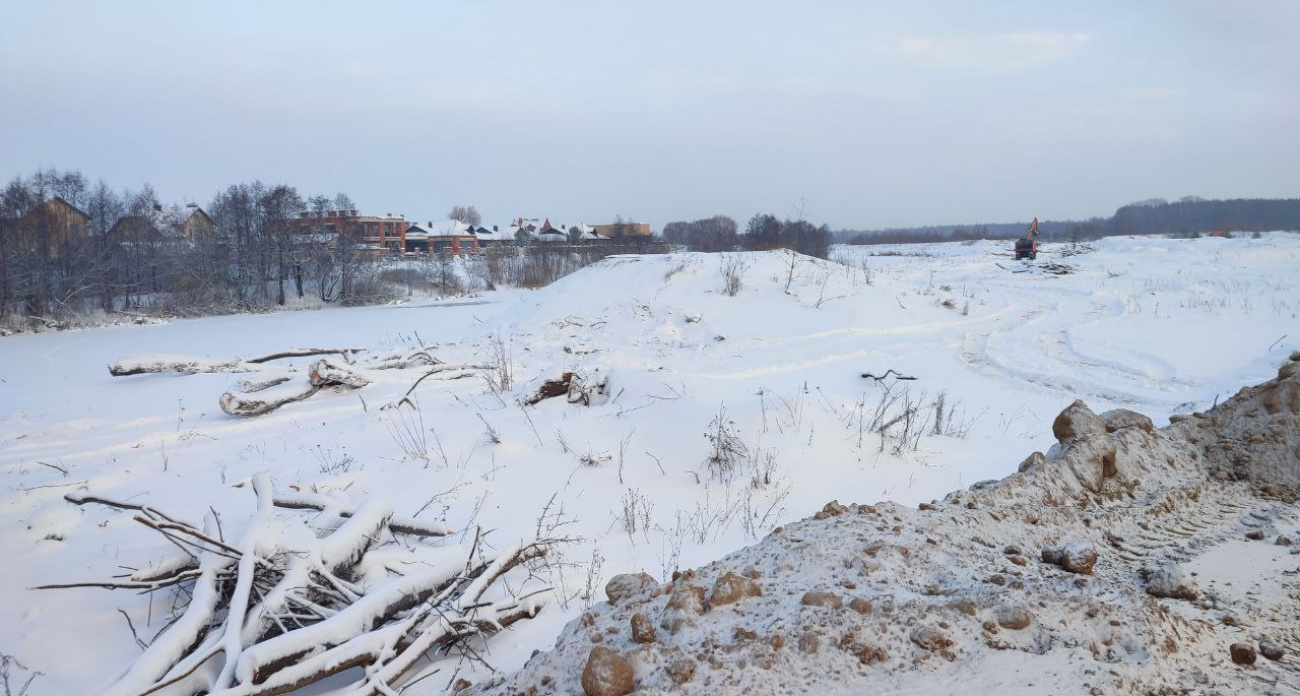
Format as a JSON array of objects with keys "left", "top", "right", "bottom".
[{"left": 37, "top": 477, "right": 565, "bottom": 696}]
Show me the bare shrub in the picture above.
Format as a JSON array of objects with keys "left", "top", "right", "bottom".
[
  {"left": 377, "top": 266, "right": 437, "bottom": 297},
  {"left": 477, "top": 412, "right": 501, "bottom": 444},
  {"left": 663, "top": 259, "right": 688, "bottom": 281},
  {"left": 613, "top": 489, "right": 655, "bottom": 544},
  {"left": 781, "top": 249, "right": 801, "bottom": 293},
  {"left": 704, "top": 406, "right": 748, "bottom": 481},
  {"left": 682, "top": 484, "right": 739, "bottom": 544},
  {"left": 853, "top": 381, "right": 979, "bottom": 456},
  {"left": 383, "top": 405, "right": 449, "bottom": 467},
  {"left": 582, "top": 547, "right": 605, "bottom": 608},
  {"left": 932, "top": 391, "right": 947, "bottom": 436},
  {"left": 479, "top": 240, "right": 674, "bottom": 291},
  {"left": 384, "top": 405, "right": 429, "bottom": 464},
  {"left": 341, "top": 263, "right": 400, "bottom": 306},
  {"left": 657, "top": 518, "right": 685, "bottom": 581},
  {"left": 719, "top": 255, "right": 748, "bottom": 296},
  {"left": 739, "top": 479, "right": 790, "bottom": 539},
  {"left": 747, "top": 448, "right": 779, "bottom": 488},
  {"left": 310, "top": 445, "right": 354, "bottom": 475},
  {"left": 813, "top": 267, "right": 851, "bottom": 308},
  {"left": 884, "top": 389, "right": 931, "bottom": 455},
  {"left": 482, "top": 331, "right": 514, "bottom": 395},
  {"left": 0, "top": 653, "right": 41, "bottom": 696},
  {"left": 933, "top": 392, "right": 977, "bottom": 438}
]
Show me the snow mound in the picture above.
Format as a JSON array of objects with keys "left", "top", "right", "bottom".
[
  {"left": 473, "top": 354, "right": 1300, "bottom": 696},
  {"left": 484, "top": 250, "right": 952, "bottom": 378}
]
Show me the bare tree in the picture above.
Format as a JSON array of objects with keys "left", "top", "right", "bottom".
[
  {"left": 259, "top": 185, "right": 305, "bottom": 305},
  {"left": 661, "top": 215, "right": 737, "bottom": 252},
  {"left": 449, "top": 205, "right": 482, "bottom": 227},
  {"left": 611, "top": 215, "right": 636, "bottom": 240}
]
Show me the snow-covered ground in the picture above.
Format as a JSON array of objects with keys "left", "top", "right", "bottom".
[{"left": 1, "top": 233, "right": 1297, "bottom": 693}]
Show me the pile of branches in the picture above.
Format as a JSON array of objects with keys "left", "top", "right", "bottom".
[
  {"left": 38, "top": 474, "right": 566, "bottom": 696},
  {"left": 108, "top": 347, "right": 490, "bottom": 416},
  {"left": 1057, "top": 242, "right": 1096, "bottom": 258}
]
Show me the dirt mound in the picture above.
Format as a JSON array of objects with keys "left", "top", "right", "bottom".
[{"left": 472, "top": 354, "right": 1300, "bottom": 696}]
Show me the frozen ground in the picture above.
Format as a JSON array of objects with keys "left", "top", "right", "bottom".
[{"left": 0, "top": 233, "right": 1297, "bottom": 693}]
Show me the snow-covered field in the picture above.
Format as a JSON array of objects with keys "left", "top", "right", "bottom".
[{"left": 1, "top": 234, "right": 1297, "bottom": 693}]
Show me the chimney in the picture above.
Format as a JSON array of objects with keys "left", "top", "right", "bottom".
[
  {"left": 493, "top": 225, "right": 498, "bottom": 232},
  {"left": 350, "top": 210, "right": 357, "bottom": 217}
]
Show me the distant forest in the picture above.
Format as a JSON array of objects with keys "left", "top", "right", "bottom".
[{"left": 835, "top": 197, "right": 1300, "bottom": 245}]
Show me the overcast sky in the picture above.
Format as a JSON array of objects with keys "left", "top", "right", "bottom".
[{"left": 2, "top": 0, "right": 1297, "bottom": 229}]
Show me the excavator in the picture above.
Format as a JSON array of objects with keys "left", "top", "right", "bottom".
[{"left": 1014, "top": 217, "right": 1041, "bottom": 260}]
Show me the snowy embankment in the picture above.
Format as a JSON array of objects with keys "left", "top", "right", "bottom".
[
  {"left": 0, "top": 234, "right": 1296, "bottom": 693},
  {"left": 477, "top": 354, "right": 1300, "bottom": 696}
]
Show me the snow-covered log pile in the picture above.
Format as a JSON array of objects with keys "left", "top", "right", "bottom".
[
  {"left": 38, "top": 474, "right": 567, "bottom": 696},
  {"left": 107, "top": 347, "right": 491, "bottom": 416},
  {"left": 473, "top": 354, "right": 1300, "bottom": 696}
]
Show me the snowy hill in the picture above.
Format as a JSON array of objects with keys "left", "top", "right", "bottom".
[{"left": 0, "top": 234, "right": 1297, "bottom": 693}]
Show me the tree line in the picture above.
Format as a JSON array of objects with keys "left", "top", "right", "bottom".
[
  {"left": 0, "top": 167, "right": 392, "bottom": 327},
  {"left": 838, "top": 196, "right": 1300, "bottom": 245},
  {"left": 662, "top": 213, "right": 831, "bottom": 258},
  {"left": 0, "top": 168, "right": 673, "bottom": 331}
]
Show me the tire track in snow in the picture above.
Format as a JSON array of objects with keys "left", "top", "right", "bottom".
[{"left": 957, "top": 285, "right": 1204, "bottom": 409}]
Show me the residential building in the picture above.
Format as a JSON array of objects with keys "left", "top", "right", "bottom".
[
  {"left": 180, "top": 205, "right": 214, "bottom": 242},
  {"left": 471, "top": 225, "right": 510, "bottom": 246},
  {"left": 13, "top": 196, "right": 92, "bottom": 258},
  {"left": 107, "top": 204, "right": 188, "bottom": 245},
  {"left": 294, "top": 210, "right": 407, "bottom": 254},
  {"left": 404, "top": 220, "right": 479, "bottom": 256},
  {"left": 591, "top": 221, "right": 652, "bottom": 238}
]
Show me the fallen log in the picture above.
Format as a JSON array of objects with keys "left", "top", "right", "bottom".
[
  {"left": 220, "top": 384, "right": 322, "bottom": 417},
  {"left": 109, "top": 355, "right": 260, "bottom": 377},
  {"left": 109, "top": 346, "right": 364, "bottom": 378},
  {"left": 111, "top": 346, "right": 489, "bottom": 417},
  {"left": 308, "top": 359, "right": 370, "bottom": 388}
]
